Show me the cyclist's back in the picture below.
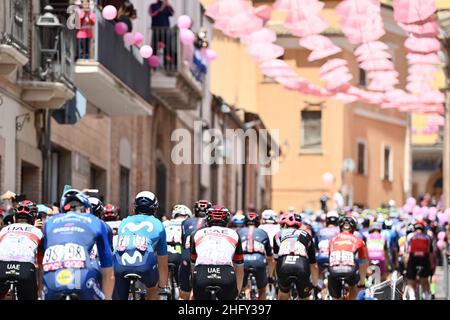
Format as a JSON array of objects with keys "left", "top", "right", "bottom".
[{"left": 43, "top": 190, "right": 113, "bottom": 300}]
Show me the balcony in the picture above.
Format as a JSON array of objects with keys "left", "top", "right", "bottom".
[
  {"left": 150, "top": 27, "right": 205, "bottom": 110},
  {"left": 0, "top": 0, "right": 29, "bottom": 79},
  {"left": 73, "top": 9, "right": 153, "bottom": 117}
]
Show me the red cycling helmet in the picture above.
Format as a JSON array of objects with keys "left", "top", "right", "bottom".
[
  {"left": 244, "top": 212, "right": 260, "bottom": 227},
  {"left": 278, "top": 212, "right": 302, "bottom": 228},
  {"left": 14, "top": 200, "right": 37, "bottom": 224},
  {"left": 414, "top": 220, "right": 426, "bottom": 231},
  {"left": 102, "top": 204, "right": 119, "bottom": 221},
  {"left": 206, "top": 205, "right": 230, "bottom": 227},
  {"left": 194, "top": 200, "right": 212, "bottom": 217}
]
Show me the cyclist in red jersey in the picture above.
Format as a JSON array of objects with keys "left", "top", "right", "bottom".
[
  {"left": 328, "top": 216, "right": 368, "bottom": 300},
  {"left": 404, "top": 220, "right": 433, "bottom": 300}
]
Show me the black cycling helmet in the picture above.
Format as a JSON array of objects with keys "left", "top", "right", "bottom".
[
  {"left": 244, "top": 212, "right": 260, "bottom": 227},
  {"left": 326, "top": 211, "right": 339, "bottom": 226},
  {"left": 339, "top": 215, "right": 357, "bottom": 232},
  {"left": 14, "top": 200, "right": 38, "bottom": 224},
  {"left": 134, "top": 191, "right": 158, "bottom": 215},
  {"left": 88, "top": 197, "right": 104, "bottom": 218},
  {"left": 206, "top": 205, "right": 231, "bottom": 227},
  {"left": 60, "top": 189, "right": 92, "bottom": 213},
  {"left": 194, "top": 200, "right": 212, "bottom": 217}
]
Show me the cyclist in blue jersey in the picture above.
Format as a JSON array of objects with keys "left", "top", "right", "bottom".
[
  {"left": 179, "top": 199, "right": 209, "bottom": 300},
  {"left": 42, "top": 189, "right": 114, "bottom": 300},
  {"left": 237, "top": 212, "right": 274, "bottom": 300},
  {"left": 113, "top": 191, "right": 168, "bottom": 300}
]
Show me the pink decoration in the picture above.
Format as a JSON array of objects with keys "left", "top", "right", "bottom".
[
  {"left": 203, "top": 49, "right": 218, "bottom": 62},
  {"left": 133, "top": 32, "right": 144, "bottom": 46},
  {"left": 247, "top": 43, "right": 284, "bottom": 62},
  {"left": 322, "top": 172, "right": 334, "bottom": 185},
  {"left": 407, "top": 53, "right": 441, "bottom": 65},
  {"left": 393, "top": 0, "right": 436, "bottom": 24},
  {"left": 299, "top": 35, "right": 342, "bottom": 61},
  {"left": 241, "top": 28, "right": 277, "bottom": 44},
  {"left": 102, "top": 5, "right": 118, "bottom": 20},
  {"left": 360, "top": 59, "right": 394, "bottom": 71},
  {"left": 320, "top": 59, "right": 348, "bottom": 75},
  {"left": 438, "top": 231, "right": 446, "bottom": 241},
  {"left": 398, "top": 18, "right": 439, "bottom": 37},
  {"left": 405, "top": 36, "right": 441, "bottom": 53},
  {"left": 114, "top": 22, "right": 128, "bottom": 36},
  {"left": 403, "top": 204, "right": 412, "bottom": 213},
  {"left": 180, "top": 29, "right": 195, "bottom": 45},
  {"left": 177, "top": 15, "right": 192, "bottom": 29},
  {"left": 285, "top": 15, "right": 329, "bottom": 38},
  {"left": 254, "top": 5, "right": 273, "bottom": 24},
  {"left": 139, "top": 45, "right": 153, "bottom": 59},
  {"left": 355, "top": 42, "right": 389, "bottom": 56},
  {"left": 123, "top": 32, "right": 134, "bottom": 46},
  {"left": 437, "top": 239, "right": 447, "bottom": 251},
  {"left": 147, "top": 55, "right": 161, "bottom": 68}
]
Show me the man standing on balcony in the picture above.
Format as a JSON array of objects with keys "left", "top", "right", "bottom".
[{"left": 149, "top": 0, "right": 175, "bottom": 67}]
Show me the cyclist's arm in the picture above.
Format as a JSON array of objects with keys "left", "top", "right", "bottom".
[
  {"left": 356, "top": 242, "right": 368, "bottom": 285},
  {"left": 233, "top": 236, "right": 245, "bottom": 292},
  {"left": 307, "top": 239, "right": 319, "bottom": 286},
  {"left": 190, "top": 231, "right": 197, "bottom": 274},
  {"left": 97, "top": 222, "right": 114, "bottom": 299},
  {"left": 156, "top": 226, "right": 168, "bottom": 288}
]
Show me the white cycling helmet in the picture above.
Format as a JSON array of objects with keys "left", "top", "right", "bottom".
[
  {"left": 171, "top": 204, "right": 193, "bottom": 219},
  {"left": 261, "top": 209, "right": 278, "bottom": 223}
]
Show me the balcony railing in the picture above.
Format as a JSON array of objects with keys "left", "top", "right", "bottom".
[
  {"left": 151, "top": 27, "right": 207, "bottom": 85},
  {"left": 0, "top": 0, "right": 29, "bottom": 54},
  {"left": 83, "top": 8, "right": 151, "bottom": 103}
]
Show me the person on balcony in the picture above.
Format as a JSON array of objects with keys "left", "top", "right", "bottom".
[
  {"left": 76, "top": 1, "right": 96, "bottom": 59},
  {"left": 117, "top": 1, "right": 137, "bottom": 33},
  {"left": 149, "top": 0, "right": 175, "bottom": 68}
]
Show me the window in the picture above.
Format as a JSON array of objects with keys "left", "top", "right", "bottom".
[
  {"left": 357, "top": 141, "right": 367, "bottom": 175},
  {"left": 301, "top": 110, "right": 322, "bottom": 150},
  {"left": 359, "top": 68, "right": 367, "bottom": 86},
  {"left": 381, "top": 144, "right": 393, "bottom": 181}
]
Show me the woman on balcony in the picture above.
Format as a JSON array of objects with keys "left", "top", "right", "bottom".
[{"left": 76, "top": 1, "right": 96, "bottom": 60}]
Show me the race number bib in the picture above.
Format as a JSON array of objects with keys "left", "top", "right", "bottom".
[
  {"left": 166, "top": 225, "right": 182, "bottom": 244},
  {"left": 318, "top": 239, "right": 330, "bottom": 255},
  {"left": 116, "top": 235, "right": 131, "bottom": 251},
  {"left": 43, "top": 243, "right": 86, "bottom": 271},
  {"left": 329, "top": 250, "right": 355, "bottom": 266},
  {"left": 278, "top": 239, "right": 307, "bottom": 257}
]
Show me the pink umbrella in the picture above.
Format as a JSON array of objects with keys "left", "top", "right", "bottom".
[
  {"left": 247, "top": 43, "right": 284, "bottom": 62},
  {"left": 407, "top": 82, "right": 432, "bottom": 93},
  {"left": 320, "top": 59, "right": 348, "bottom": 75},
  {"left": 393, "top": 0, "right": 436, "bottom": 24},
  {"left": 254, "top": 5, "right": 273, "bottom": 24},
  {"left": 336, "top": 0, "right": 380, "bottom": 18},
  {"left": 368, "top": 81, "right": 395, "bottom": 92},
  {"left": 287, "top": 0, "right": 325, "bottom": 19},
  {"left": 398, "top": 19, "right": 439, "bottom": 37},
  {"left": 334, "top": 93, "right": 359, "bottom": 104},
  {"left": 420, "top": 91, "right": 445, "bottom": 104},
  {"left": 357, "top": 50, "right": 392, "bottom": 62},
  {"left": 299, "top": 35, "right": 342, "bottom": 61},
  {"left": 217, "top": 12, "right": 263, "bottom": 39},
  {"left": 408, "top": 64, "right": 438, "bottom": 75},
  {"left": 320, "top": 68, "right": 352, "bottom": 82},
  {"left": 324, "top": 74, "right": 353, "bottom": 92},
  {"left": 367, "top": 70, "right": 399, "bottom": 80},
  {"left": 286, "top": 15, "right": 329, "bottom": 38},
  {"left": 206, "top": 0, "right": 251, "bottom": 20},
  {"left": 260, "top": 59, "right": 289, "bottom": 70},
  {"left": 405, "top": 36, "right": 441, "bottom": 53},
  {"left": 241, "top": 28, "right": 277, "bottom": 44},
  {"left": 407, "top": 52, "right": 441, "bottom": 65},
  {"left": 360, "top": 59, "right": 394, "bottom": 71},
  {"left": 355, "top": 41, "right": 389, "bottom": 56},
  {"left": 273, "top": 0, "right": 293, "bottom": 11}
]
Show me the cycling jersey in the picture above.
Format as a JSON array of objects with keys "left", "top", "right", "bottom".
[
  {"left": 406, "top": 232, "right": 432, "bottom": 258},
  {"left": 366, "top": 233, "right": 387, "bottom": 261},
  {"left": 163, "top": 219, "right": 184, "bottom": 254},
  {"left": 43, "top": 212, "right": 113, "bottom": 300},
  {"left": 328, "top": 232, "right": 367, "bottom": 267},
  {"left": 190, "top": 226, "right": 244, "bottom": 266},
  {"left": 0, "top": 223, "right": 43, "bottom": 265},
  {"left": 90, "top": 221, "right": 113, "bottom": 269},
  {"left": 273, "top": 228, "right": 316, "bottom": 262},
  {"left": 258, "top": 223, "right": 280, "bottom": 248},
  {"left": 315, "top": 226, "right": 340, "bottom": 264},
  {"left": 181, "top": 217, "right": 206, "bottom": 249},
  {"left": 237, "top": 226, "right": 272, "bottom": 256},
  {"left": 105, "top": 220, "right": 121, "bottom": 250}
]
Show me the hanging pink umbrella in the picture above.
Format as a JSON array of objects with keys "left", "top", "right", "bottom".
[
  {"left": 206, "top": 0, "right": 251, "bottom": 20},
  {"left": 405, "top": 36, "right": 441, "bottom": 53},
  {"left": 334, "top": 93, "right": 359, "bottom": 104},
  {"left": 247, "top": 43, "right": 285, "bottom": 62},
  {"left": 367, "top": 70, "right": 399, "bottom": 80},
  {"left": 393, "top": 0, "right": 436, "bottom": 24},
  {"left": 407, "top": 52, "right": 441, "bottom": 65},
  {"left": 273, "top": 0, "right": 293, "bottom": 11},
  {"left": 320, "top": 59, "right": 348, "bottom": 75},
  {"left": 357, "top": 50, "right": 392, "bottom": 63},
  {"left": 299, "top": 35, "right": 342, "bottom": 61},
  {"left": 408, "top": 64, "right": 438, "bottom": 75},
  {"left": 398, "top": 19, "right": 439, "bottom": 37},
  {"left": 286, "top": 15, "right": 329, "bottom": 38},
  {"left": 420, "top": 90, "right": 445, "bottom": 104},
  {"left": 287, "top": 0, "right": 325, "bottom": 19},
  {"left": 241, "top": 28, "right": 277, "bottom": 44},
  {"left": 260, "top": 59, "right": 290, "bottom": 70},
  {"left": 407, "top": 82, "right": 432, "bottom": 93},
  {"left": 254, "top": 5, "right": 273, "bottom": 24},
  {"left": 217, "top": 12, "right": 263, "bottom": 39},
  {"left": 368, "top": 81, "right": 395, "bottom": 92},
  {"left": 336, "top": 0, "right": 380, "bottom": 18},
  {"left": 355, "top": 41, "right": 389, "bottom": 56},
  {"left": 360, "top": 59, "right": 394, "bottom": 71},
  {"left": 320, "top": 67, "right": 351, "bottom": 82}
]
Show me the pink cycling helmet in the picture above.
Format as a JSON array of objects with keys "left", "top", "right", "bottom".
[{"left": 278, "top": 211, "right": 302, "bottom": 228}]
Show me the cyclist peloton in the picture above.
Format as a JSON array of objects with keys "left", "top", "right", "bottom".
[
  {"left": 190, "top": 205, "right": 244, "bottom": 300},
  {"left": 163, "top": 205, "right": 192, "bottom": 293},
  {"left": 366, "top": 223, "right": 389, "bottom": 282},
  {"left": 179, "top": 200, "right": 210, "bottom": 300},
  {"left": 102, "top": 204, "right": 121, "bottom": 249},
  {"left": 259, "top": 210, "right": 280, "bottom": 248},
  {"left": 0, "top": 200, "right": 44, "bottom": 300},
  {"left": 42, "top": 189, "right": 114, "bottom": 300},
  {"left": 237, "top": 212, "right": 274, "bottom": 300},
  {"left": 404, "top": 220, "right": 433, "bottom": 300},
  {"left": 113, "top": 191, "right": 168, "bottom": 300},
  {"left": 273, "top": 212, "right": 319, "bottom": 300},
  {"left": 328, "top": 216, "right": 368, "bottom": 300}
]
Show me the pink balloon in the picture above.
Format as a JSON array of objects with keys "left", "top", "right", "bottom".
[
  {"left": 322, "top": 172, "right": 334, "bottom": 185},
  {"left": 180, "top": 29, "right": 195, "bottom": 45},
  {"left": 177, "top": 15, "right": 192, "bottom": 29},
  {"left": 140, "top": 45, "right": 153, "bottom": 59},
  {"left": 133, "top": 32, "right": 144, "bottom": 46},
  {"left": 438, "top": 211, "right": 447, "bottom": 225},
  {"left": 102, "top": 5, "right": 117, "bottom": 20},
  {"left": 413, "top": 206, "right": 421, "bottom": 217},
  {"left": 420, "top": 206, "right": 429, "bottom": 217},
  {"left": 406, "top": 197, "right": 417, "bottom": 207},
  {"left": 114, "top": 22, "right": 128, "bottom": 36},
  {"left": 148, "top": 55, "right": 161, "bottom": 68},
  {"left": 438, "top": 231, "right": 446, "bottom": 241},
  {"left": 437, "top": 239, "right": 446, "bottom": 251},
  {"left": 123, "top": 32, "right": 134, "bottom": 46},
  {"left": 204, "top": 49, "right": 218, "bottom": 62},
  {"left": 403, "top": 204, "right": 412, "bottom": 213}
]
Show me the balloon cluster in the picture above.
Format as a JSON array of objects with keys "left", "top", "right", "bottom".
[{"left": 102, "top": 5, "right": 158, "bottom": 67}]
